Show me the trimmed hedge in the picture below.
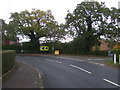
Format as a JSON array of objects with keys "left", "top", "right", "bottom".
[
  {"left": 90, "top": 51, "right": 108, "bottom": 56},
  {"left": 0, "top": 51, "right": 2, "bottom": 78},
  {"left": 21, "top": 42, "right": 40, "bottom": 53},
  {"left": 2, "top": 50, "right": 16, "bottom": 75},
  {"left": 2, "top": 44, "right": 21, "bottom": 53}
]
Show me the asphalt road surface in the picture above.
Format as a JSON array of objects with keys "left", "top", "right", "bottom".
[{"left": 16, "top": 55, "right": 119, "bottom": 88}]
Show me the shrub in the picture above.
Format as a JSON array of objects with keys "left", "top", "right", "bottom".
[
  {"left": 55, "top": 42, "right": 75, "bottom": 54},
  {"left": 90, "top": 50, "right": 108, "bottom": 56},
  {"left": 22, "top": 42, "right": 40, "bottom": 53},
  {"left": 2, "top": 50, "right": 16, "bottom": 75},
  {"left": 0, "top": 51, "right": 2, "bottom": 77}
]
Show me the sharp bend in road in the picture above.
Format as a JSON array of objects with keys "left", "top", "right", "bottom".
[{"left": 16, "top": 55, "right": 119, "bottom": 88}]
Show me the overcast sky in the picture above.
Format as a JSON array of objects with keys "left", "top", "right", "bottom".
[{"left": 1, "top": 0, "right": 120, "bottom": 24}]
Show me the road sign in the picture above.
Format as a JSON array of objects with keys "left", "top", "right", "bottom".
[{"left": 40, "top": 46, "right": 49, "bottom": 51}]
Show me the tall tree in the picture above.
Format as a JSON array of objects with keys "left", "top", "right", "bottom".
[
  {"left": 65, "top": 1, "right": 117, "bottom": 52},
  {"left": 104, "top": 7, "right": 120, "bottom": 48},
  {"left": 9, "top": 9, "right": 65, "bottom": 52}
]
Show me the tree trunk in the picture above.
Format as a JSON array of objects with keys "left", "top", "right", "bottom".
[
  {"left": 27, "top": 30, "right": 40, "bottom": 53},
  {"left": 86, "top": 16, "right": 92, "bottom": 31},
  {"left": 84, "top": 16, "right": 93, "bottom": 52}
]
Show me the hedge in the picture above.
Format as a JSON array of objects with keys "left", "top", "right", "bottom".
[
  {"left": 88, "top": 50, "right": 108, "bottom": 56},
  {"left": 0, "top": 51, "right": 2, "bottom": 78},
  {"left": 21, "top": 42, "right": 40, "bottom": 53},
  {"left": 2, "top": 50, "right": 16, "bottom": 75},
  {"left": 2, "top": 44, "right": 21, "bottom": 53}
]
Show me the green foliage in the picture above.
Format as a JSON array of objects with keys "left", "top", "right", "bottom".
[
  {"left": 72, "top": 37, "right": 97, "bottom": 54},
  {"left": 53, "top": 41, "right": 108, "bottom": 56},
  {"left": 65, "top": 1, "right": 119, "bottom": 53},
  {"left": 0, "top": 51, "right": 2, "bottom": 77},
  {"left": 9, "top": 9, "right": 66, "bottom": 51},
  {"left": 9, "top": 9, "right": 65, "bottom": 41},
  {"left": 58, "top": 42, "right": 75, "bottom": 54},
  {"left": 104, "top": 7, "right": 120, "bottom": 46},
  {"left": 65, "top": 1, "right": 107, "bottom": 52},
  {"left": 2, "top": 44, "right": 21, "bottom": 53},
  {"left": 1, "top": 19, "right": 17, "bottom": 42},
  {"left": 105, "top": 61, "right": 120, "bottom": 68},
  {"left": 2, "top": 50, "right": 16, "bottom": 75},
  {"left": 21, "top": 42, "right": 53, "bottom": 54},
  {"left": 90, "top": 51, "right": 108, "bottom": 56},
  {"left": 21, "top": 42, "right": 31, "bottom": 53},
  {"left": 21, "top": 42, "right": 39, "bottom": 53}
]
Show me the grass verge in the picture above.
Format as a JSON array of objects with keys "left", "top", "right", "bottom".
[{"left": 105, "top": 60, "right": 120, "bottom": 68}]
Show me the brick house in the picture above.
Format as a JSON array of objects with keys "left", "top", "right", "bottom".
[
  {"left": 93, "top": 40, "right": 111, "bottom": 51},
  {"left": 99, "top": 40, "right": 111, "bottom": 51},
  {"left": 2, "top": 37, "right": 19, "bottom": 45},
  {"left": 3, "top": 40, "right": 18, "bottom": 45}
]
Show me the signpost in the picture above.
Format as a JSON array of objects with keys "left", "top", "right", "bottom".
[
  {"left": 113, "top": 54, "right": 116, "bottom": 64},
  {"left": 119, "top": 55, "right": 120, "bottom": 64}
]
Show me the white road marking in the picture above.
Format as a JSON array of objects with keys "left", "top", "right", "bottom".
[
  {"left": 71, "top": 58, "right": 84, "bottom": 62},
  {"left": 99, "top": 64, "right": 105, "bottom": 66},
  {"left": 70, "top": 64, "right": 92, "bottom": 74},
  {"left": 34, "top": 67, "right": 44, "bottom": 88},
  {"left": 88, "top": 61, "right": 105, "bottom": 66},
  {"left": 103, "top": 79, "right": 120, "bottom": 87},
  {"left": 88, "top": 59, "right": 105, "bottom": 60},
  {"left": 45, "top": 59, "right": 62, "bottom": 63},
  {"left": 60, "top": 57, "right": 70, "bottom": 59},
  {"left": 34, "top": 67, "right": 42, "bottom": 79},
  {"left": 57, "top": 57, "right": 105, "bottom": 66},
  {"left": 87, "top": 59, "right": 93, "bottom": 60},
  {"left": 95, "top": 59, "right": 105, "bottom": 60},
  {"left": 57, "top": 57, "right": 73, "bottom": 60},
  {"left": 57, "top": 57, "right": 86, "bottom": 62}
]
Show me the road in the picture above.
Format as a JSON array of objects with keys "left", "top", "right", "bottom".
[{"left": 16, "top": 55, "right": 119, "bottom": 88}]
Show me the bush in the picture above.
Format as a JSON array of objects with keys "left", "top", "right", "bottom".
[
  {"left": 22, "top": 42, "right": 40, "bottom": 53},
  {"left": 90, "top": 50, "right": 108, "bottom": 56},
  {"left": 2, "top": 50, "right": 16, "bottom": 75},
  {"left": 55, "top": 42, "right": 75, "bottom": 54},
  {"left": 0, "top": 51, "right": 2, "bottom": 77},
  {"left": 21, "top": 42, "right": 31, "bottom": 53},
  {"left": 2, "top": 44, "right": 21, "bottom": 53}
]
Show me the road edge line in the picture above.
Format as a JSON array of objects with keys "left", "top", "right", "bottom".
[{"left": 34, "top": 67, "right": 44, "bottom": 89}]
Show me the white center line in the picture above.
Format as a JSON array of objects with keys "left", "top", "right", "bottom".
[
  {"left": 70, "top": 64, "right": 92, "bottom": 74},
  {"left": 103, "top": 78, "right": 120, "bottom": 87},
  {"left": 45, "top": 59, "right": 62, "bottom": 64},
  {"left": 57, "top": 57, "right": 104, "bottom": 66},
  {"left": 88, "top": 61, "right": 105, "bottom": 66}
]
